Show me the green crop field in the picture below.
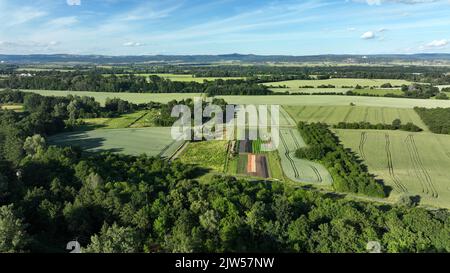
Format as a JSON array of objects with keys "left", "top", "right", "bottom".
[
  {"left": 335, "top": 129, "right": 450, "bottom": 209},
  {"left": 48, "top": 127, "right": 184, "bottom": 158},
  {"left": 270, "top": 87, "right": 350, "bottom": 94},
  {"left": 278, "top": 128, "right": 333, "bottom": 185},
  {"left": 219, "top": 95, "right": 450, "bottom": 108},
  {"left": 178, "top": 141, "right": 229, "bottom": 172},
  {"left": 284, "top": 105, "right": 428, "bottom": 129},
  {"left": 14, "top": 89, "right": 203, "bottom": 105},
  {"left": 78, "top": 110, "right": 160, "bottom": 130},
  {"left": 264, "top": 78, "right": 411, "bottom": 91}
]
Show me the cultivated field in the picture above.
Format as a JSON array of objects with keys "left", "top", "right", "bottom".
[
  {"left": 284, "top": 105, "right": 428, "bottom": 129},
  {"left": 48, "top": 127, "right": 184, "bottom": 158},
  {"left": 264, "top": 78, "right": 411, "bottom": 93},
  {"left": 278, "top": 128, "right": 333, "bottom": 185},
  {"left": 0, "top": 104, "right": 24, "bottom": 111},
  {"left": 220, "top": 95, "right": 450, "bottom": 108},
  {"left": 80, "top": 110, "right": 159, "bottom": 130},
  {"left": 178, "top": 140, "right": 229, "bottom": 172},
  {"left": 15, "top": 90, "right": 202, "bottom": 105},
  {"left": 335, "top": 129, "right": 450, "bottom": 208}
]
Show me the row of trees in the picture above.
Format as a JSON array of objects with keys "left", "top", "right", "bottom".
[
  {"left": 295, "top": 122, "right": 387, "bottom": 198},
  {"left": 0, "top": 72, "right": 272, "bottom": 95},
  {"left": 414, "top": 107, "right": 450, "bottom": 134},
  {"left": 333, "top": 120, "right": 422, "bottom": 132}
]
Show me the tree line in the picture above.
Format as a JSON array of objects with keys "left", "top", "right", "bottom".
[
  {"left": 0, "top": 72, "right": 272, "bottom": 96},
  {"left": 295, "top": 122, "right": 387, "bottom": 198},
  {"left": 333, "top": 120, "right": 422, "bottom": 132},
  {"left": 414, "top": 107, "right": 450, "bottom": 134}
]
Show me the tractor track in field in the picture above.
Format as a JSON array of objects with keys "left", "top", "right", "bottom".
[
  {"left": 310, "top": 165, "right": 323, "bottom": 183},
  {"left": 363, "top": 107, "right": 378, "bottom": 122},
  {"left": 289, "top": 129, "right": 301, "bottom": 149},
  {"left": 307, "top": 106, "right": 324, "bottom": 122},
  {"left": 358, "top": 132, "right": 367, "bottom": 161},
  {"left": 405, "top": 135, "right": 428, "bottom": 195},
  {"left": 280, "top": 131, "right": 299, "bottom": 178},
  {"left": 380, "top": 108, "right": 386, "bottom": 124},
  {"left": 405, "top": 135, "right": 438, "bottom": 198},
  {"left": 343, "top": 106, "right": 354, "bottom": 122},
  {"left": 385, "top": 134, "right": 408, "bottom": 193},
  {"left": 323, "top": 106, "right": 337, "bottom": 123}
]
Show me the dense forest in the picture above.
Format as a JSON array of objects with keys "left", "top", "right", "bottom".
[
  {"left": 414, "top": 107, "right": 450, "bottom": 134},
  {"left": 295, "top": 122, "right": 386, "bottom": 198}
]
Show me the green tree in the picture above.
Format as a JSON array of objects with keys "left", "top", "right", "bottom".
[
  {"left": 23, "top": 134, "right": 46, "bottom": 157},
  {"left": 0, "top": 205, "right": 29, "bottom": 253},
  {"left": 84, "top": 223, "right": 140, "bottom": 253}
]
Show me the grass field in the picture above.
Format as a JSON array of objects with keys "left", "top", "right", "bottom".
[
  {"left": 13, "top": 90, "right": 203, "bottom": 105},
  {"left": 264, "top": 78, "right": 411, "bottom": 91},
  {"left": 335, "top": 129, "right": 450, "bottom": 209},
  {"left": 78, "top": 110, "right": 160, "bottom": 130},
  {"left": 278, "top": 128, "right": 333, "bottom": 185},
  {"left": 178, "top": 141, "right": 229, "bottom": 172},
  {"left": 284, "top": 105, "right": 428, "bottom": 129},
  {"left": 219, "top": 95, "right": 450, "bottom": 108},
  {"left": 270, "top": 87, "right": 349, "bottom": 94},
  {"left": 48, "top": 127, "right": 184, "bottom": 158}
]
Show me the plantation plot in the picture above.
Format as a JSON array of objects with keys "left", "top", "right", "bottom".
[
  {"left": 278, "top": 128, "right": 333, "bottom": 185},
  {"left": 48, "top": 127, "right": 184, "bottom": 158},
  {"left": 335, "top": 129, "right": 450, "bottom": 208},
  {"left": 178, "top": 141, "right": 228, "bottom": 172},
  {"left": 284, "top": 105, "right": 428, "bottom": 129}
]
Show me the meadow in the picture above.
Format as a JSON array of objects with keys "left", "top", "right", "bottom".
[
  {"left": 335, "top": 129, "right": 450, "bottom": 208},
  {"left": 178, "top": 140, "right": 229, "bottom": 172},
  {"left": 48, "top": 127, "right": 184, "bottom": 158},
  {"left": 278, "top": 128, "right": 333, "bottom": 185},
  {"left": 79, "top": 110, "right": 159, "bottom": 130},
  {"left": 284, "top": 105, "right": 428, "bottom": 129}
]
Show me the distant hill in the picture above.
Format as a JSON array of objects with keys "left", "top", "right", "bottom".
[{"left": 1, "top": 53, "right": 450, "bottom": 64}]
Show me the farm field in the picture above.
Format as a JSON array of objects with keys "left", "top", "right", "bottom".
[
  {"left": 284, "top": 105, "right": 428, "bottom": 129},
  {"left": 219, "top": 95, "right": 450, "bottom": 108},
  {"left": 178, "top": 141, "right": 229, "bottom": 172},
  {"left": 48, "top": 127, "right": 184, "bottom": 158},
  {"left": 335, "top": 129, "right": 450, "bottom": 208},
  {"left": 80, "top": 110, "right": 159, "bottom": 130},
  {"left": 264, "top": 78, "right": 411, "bottom": 90},
  {"left": 12, "top": 89, "right": 203, "bottom": 105},
  {"left": 270, "top": 87, "right": 349, "bottom": 94},
  {"left": 278, "top": 128, "right": 333, "bottom": 185}
]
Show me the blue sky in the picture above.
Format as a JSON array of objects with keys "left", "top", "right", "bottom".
[{"left": 0, "top": 0, "right": 449, "bottom": 55}]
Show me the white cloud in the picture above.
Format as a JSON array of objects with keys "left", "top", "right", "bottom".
[
  {"left": 123, "top": 42, "right": 144, "bottom": 47},
  {"left": 420, "top": 39, "right": 449, "bottom": 50},
  {"left": 361, "top": 31, "right": 376, "bottom": 39},
  {"left": 67, "top": 0, "right": 81, "bottom": 6},
  {"left": 47, "top": 16, "right": 78, "bottom": 27}
]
